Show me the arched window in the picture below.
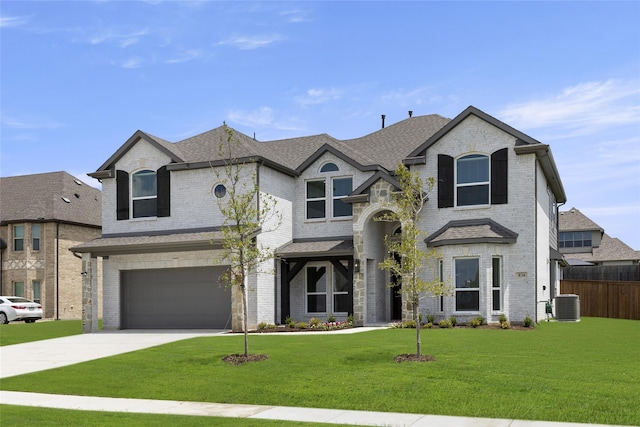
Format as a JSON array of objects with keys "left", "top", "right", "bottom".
[
  {"left": 456, "top": 154, "right": 489, "bottom": 206},
  {"left": 320, "top": 162, "right": 339, "bottom": 172}
]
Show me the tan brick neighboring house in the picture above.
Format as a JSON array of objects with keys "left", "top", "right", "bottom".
[
  {"left": 559, "top": 207, "right": 640, "bottom": 266},
  {"left": 0, "top": 171, "right": 102, "bottom": 320}
]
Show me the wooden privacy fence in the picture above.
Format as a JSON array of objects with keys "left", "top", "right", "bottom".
[{"left": 560, "top": 280, "right": 640, "bottom": 320}]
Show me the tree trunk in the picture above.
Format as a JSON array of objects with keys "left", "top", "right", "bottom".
[
  {"left": 414, "top": 297, "right": 421, "bottom": 357},
  {"left": 242, "top": 283, "right": 249, "bottom": 356}
]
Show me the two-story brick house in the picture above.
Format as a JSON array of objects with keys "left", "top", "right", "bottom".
[
  {"left": 0, "top": 171, "right": 102, "bottom": 321},
  {"left": 73, "top": 106, "right": 566, "bottom": 332}
]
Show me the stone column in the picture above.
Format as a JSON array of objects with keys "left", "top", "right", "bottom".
[{"left": 81, "top": 253, "right": 93, "bottom": 333}]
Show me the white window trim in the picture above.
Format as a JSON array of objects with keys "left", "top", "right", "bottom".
[
  {"left": 305, "top": 179, "right": 327, "bottom": 221},
  {"left": 454, "top": 153, "right": 490, "bottom": 208},
  {"left": 491, "top": 257, "right": 503, "bottom": 314},
  {"left": 330, "top": 176, "right": 353, "bottom": 219},
  {"left": 453, "top": 257, "right": 481, "bottom": 314}
]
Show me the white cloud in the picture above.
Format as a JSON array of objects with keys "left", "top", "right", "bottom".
[
  {"left": 280, "top": 9, "right": 311, "bottom": 23},
  {"left": 165, "top": 49, "right": 201, "bottom": 64},
  {"left": 216, "top": 34, "right": 282, "bottom": 50},
  {"left": 227, "top": 107, "right": 275, "bottom": 127},
  {"left": 121, "top": 57, "right": 144, "bottom": 69},
  {"left": 89, "top": 28, "right": 149, "bottom": 47},
  {"left": 0, "top": 15, "right": 29, "bottom": 28},
  {"left": 499, "top": 79, "right": 640, "bottom": 136},
  {"left": 1, "top": 114, "right": 62, "bottom": 129},
  {"left": 295, "top": 88, "right": 342, "bottom": 106}
]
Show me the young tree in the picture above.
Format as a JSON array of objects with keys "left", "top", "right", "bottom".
[
  {"left": 377, "top": 163, "right": 450, "bottom": 358},
  {"left": 214, "top": 125, "right": 281, "bottom": 358}
]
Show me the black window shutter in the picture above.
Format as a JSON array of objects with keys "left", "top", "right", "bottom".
[
  {"left": 438, "top": 154, "right": 454, "bottom": 208},
  {"left": 156, "top": 166, "right": 171, "bottom": 217},
  {"left": 491, "top": 148, "right": 508, "bottom": 205},
  {"left": 116, "top": 170, "right": 130, "bottom": 220}
]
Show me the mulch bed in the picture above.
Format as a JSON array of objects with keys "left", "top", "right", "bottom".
[
  {"left": 394, "top": 354, "right": 437, "bottom": 363},
  {"left": 222, "top": 354, "right": 269, "bottom": 366}
]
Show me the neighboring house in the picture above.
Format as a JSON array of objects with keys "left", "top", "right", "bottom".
[
  {"left": 0, "top": 171, "right": 102, "bottom": 320},
  {"left": 73, "top": 106, "right": 566, "bottom": 332},
  {"left": 558, "top": 207, "right": 640, "bottom": 266}
]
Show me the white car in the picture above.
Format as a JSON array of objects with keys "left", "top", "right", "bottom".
[{"left": 0, "top": 296, "right": 43, "bottom": 324}]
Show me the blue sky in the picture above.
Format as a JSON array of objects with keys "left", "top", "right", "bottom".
[{"left": 1, "top": 1, "right": 639, "bottom": 249}]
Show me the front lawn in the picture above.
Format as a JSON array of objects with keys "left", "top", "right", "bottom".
[
  {"left": 1, "top": 318, "right": 639, "bottom": 425},
  {"left": 0, "top": 320, "right": 84, "bottom": 346}
]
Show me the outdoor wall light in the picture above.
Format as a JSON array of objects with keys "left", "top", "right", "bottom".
[{"left": 354, "top": 258, "right": 361, "bottom": 273}]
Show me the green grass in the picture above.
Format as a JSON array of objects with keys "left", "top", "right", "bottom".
[
  {"left": 1, "top": 318, "right": 639, "bottom": 425},
  {"left": 0, "top": 405, "right": 330, "bottom": 426},
  {"left": 0, "top": 320, "right": 84, "bottom": 346}
]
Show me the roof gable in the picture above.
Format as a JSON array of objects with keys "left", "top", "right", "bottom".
[{"left": 425, "top": 218, "right": 518, "bottom": 247}]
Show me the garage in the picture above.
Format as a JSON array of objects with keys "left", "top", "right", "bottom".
[{"left": 121, "top": 267, "right": 231, "bottom": 329}]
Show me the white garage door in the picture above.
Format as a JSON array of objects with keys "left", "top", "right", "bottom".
[{"left": 121, "top": 267, "right": 231, "bottom": 329}]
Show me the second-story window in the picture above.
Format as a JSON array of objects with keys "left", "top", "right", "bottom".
[
  {"left": 456, "top": 154, "right": 489, "bottom": 206},
  {"left": 13, "top": 225, "right": 24, "bottom": 251},
  {"left": 305, "top": 163, "right": 352, "bottom": 220},
  {"left": 132, "top": 170, "right": 157, "bottom": 218},
  {"left": 32, "top": 224, "right": 41, "bottom": 251},
  {"left": 559, "top": 231, "right": 592, "bottom": 248}
]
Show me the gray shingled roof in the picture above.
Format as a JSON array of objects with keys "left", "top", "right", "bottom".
[
  {"left": 564, "top": 233, "right": 640, "bottom": 263},
  {"left": 277, "top": 239, "right": 353, "bottom": 258},
  {"left": 426, "top": 218, "right": 518, "bottom": 247},
  {"left": 559, "top": 208, "right": 604, "bottom": 232},
  {"left": 72, "top": 229, "right": 224, "bottom": 256},
  {"left": 0, "top": 171, "right": 102, "bottom": 227},
  {"left": 94, "top": 114, "right": 451, "bottom": 175}
]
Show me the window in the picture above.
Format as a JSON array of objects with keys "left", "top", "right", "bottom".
[
  {"left": 333, "top": 268, "right": 350, "bottom": 313},
  {"left": 438, "top": 148, "right": 507, "bottom": 208},
  {"left": 213, "top": 184, "right": 226, "bottom": 198},
  {"left": 455, "top": 258, "right": 479, "bottom": 311},
  {"left": 13, "top": 225, "right": 24, "bottom": 251},
  {"left": 559, "top": 231, "right": 592, "bottom": 248},
  {"left": 306, "top": 266, "right": 327, "bottom": 313},
  {"left": 116, "top": 166, "right": 170, "bottom": 220},
  {"left": 32, "top": 224, "right": 41, "bottom": 251},
  {"left": 32, "top": 280, "right": 41, "bottom": 304},
  {"left": 332, "top": 177, "right": 353, "bottom": 217},
  {"left": 132, "top": 170, "right": 157, "bottom": 218},
  {"left": 456, "top": 154, "right": 489, "bottom": 206},
  {"left": 438, "top": 259, "right": 444, "bottom": 312},
  {"left": 492, "top": 257, "right": 502, "bottom": 311},
  {"left": 306, "top": 180, "right": 326, "bottom": 219},
  {"left": 320, "top": 162, "right": 339, "bottom": 172},
  {"left": 14, "top": 282, "right": 24, "bottom": 297}
]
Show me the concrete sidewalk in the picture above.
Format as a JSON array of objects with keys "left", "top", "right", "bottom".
[{"left": 0, "top": 330, "right": 628, "bottom": 427}]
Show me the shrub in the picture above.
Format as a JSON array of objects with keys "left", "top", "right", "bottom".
[
  {"left": 499, "top": 321, "right": 511, "bottom": 329},
  {"left": 449, "top": 316, "right": 458, "bottom": 326},
  {"left": 286, "top": 316, "right": 298, "bottom": 328},
  {"left": 295, "top": 321, "right": 309, "bottom": 329},
  {"left": 327, "top": 315, "right": 336, "bottom": 323},
  {"left": 469, "top": 316, "right": 485, "bottom": 328},
  {"left": 523, "top": 316, "right": 534, "bottom": 328},
  {"left": 265, "top": 323, "right": 277, "bottom": 329},
  {"left": 426, "top": 314, "right": 435, "bottom": 324},
  {"left": 258, "top": 321, "right": 268, "bottom": 330},
  {"left": 425, "top": 322, "right": 434, "bottom": 329},
  {"left": 438, "top": 319, "right": 453, "bottom": 328},
  {"left": 309, "top": 317, "right": 322, "bottom": 328},
  {"left": 498, "top": 314, "right": 508, "bottom": 324},
  {"left": 347, "top": 314, "right": 354, "bottom": 324},
  {"left": 402, "top": 319, "right": 417, "bottom": 329}
]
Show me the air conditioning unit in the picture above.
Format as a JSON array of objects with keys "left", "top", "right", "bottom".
[{"left": 555, "top": 294, "right": 580, "bottom": 322}]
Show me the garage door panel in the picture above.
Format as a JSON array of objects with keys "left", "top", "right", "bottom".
[{"left": 121, "top": 267, "right": 231, "bottom": 329}]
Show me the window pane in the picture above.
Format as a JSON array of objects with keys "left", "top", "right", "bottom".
[
  {"left": 457, "top": 155, "right": 489, "bottom": 184},
  {"left": 334, "top": 294, "right": 350, "bottom": 313},
  {"left": 132, "top": 170, "right": 157, "bottom": 197},
  {"left": 333, "top": 199, "right": 352, "bottom": 217},
  {"left": 133, "top": 199, "right": 157, "bottom": 218},
  {"left": 320, "top": 163, "right": 339, "bottom": 172},
  {"left": 492, "top": 258, "right": 501, "bottom": 288},
  {"left": 307, "top": 295, "right": 326, "bottom": 313},
  {"left": 332, "top": 178, "right": 352, "bottom": 197},
  {"left": 14, "top": 282, "right": 24, "bottom": 297},
  {"left": 306, "top": 267, "right": 326, "bottom": 293},
  {"left": 306, "top": 180, "right": 325, "bottom": 198},
  {"left": 307, "top": 200, "right": 326, "bottom": 219},
  {"left": 33, "top": 281, "right": 41, "bottom": 303},
  {"left": 455, "top": 258, "right": 479, "bottom": 288},
  {"left": 334, "top": 271, "right": 349, "bottom": 293},
  {"left": 456, "top": 290, "right": 479, "bottom": 311},
  {"left": 492, "top": 289, "right": 501, "bottom": 311},
  {"left": 14, "top": 225, "right": 24, "bottom": 238},
  {"left": 457, "top": 185, "right": 489, "bottom": 206},
  {"left": 32, "top": 224, "right": 41, "bottom": 251}
]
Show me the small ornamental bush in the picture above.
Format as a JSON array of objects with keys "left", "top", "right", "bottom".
[
  {"left": 257, "top": 321, "right": 268, "bottom": 330},
  {"left": 425, "top": 322, "right": 434, "bottom": 329},
  {"left": 500, "top": 321, "right": 511, "bottom": 329},
  {"left": 402, "top": 319, "right": 417, "bottom": 329},
  {"left": 295, "top": 321, "right": 309, "bottom": 329},
  {"left": 285, "top": 316, "right": 296, "bottom": 327},
  {"left": 523, "top": 316, "right": 534, "bottom": 328},
  {"left": 309, "top": 317, "right": 322, "bottom": 328},
  {"left": 498, "top": 314, "right": 508, "bottom": 324},
  {"left": 426, "top": 314, "right": 435, "bottom": 324},
  {"left": 438, "top": 319, "right": 453, "bottom": 328},
  {"left": 469, "top": 316, "right": 485, "bottom": 328},
  {"left": 327, "top": 315, "right": 336, "bottom": 323},
  {"left": 449, "top": 316, "right": 458, "bottom": 326}
]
